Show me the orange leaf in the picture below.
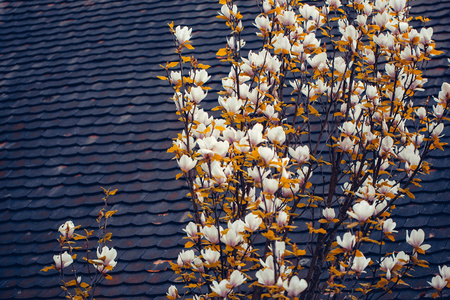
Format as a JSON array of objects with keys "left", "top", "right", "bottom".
[
  {"left": 216, "top": 48, "right": 228, "bottom": 57},
  {"left": 167, "top": 62, "right": 179, "bottom": 68},
  {"left": 185, "top": 241, "right": 195, "bottom": 248},
  {"left": 198, "top": 63, "right": 210, "bottom": 69},
  {"left": 40, "top": 265, "right": 55, "bottom": 272}
]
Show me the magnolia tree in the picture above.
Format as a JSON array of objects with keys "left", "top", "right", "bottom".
[
  {"left": 160, "top": 0, "right": 450, "bottom": 299},
  {"left": 41, "top": 188, "right": 118, "bottom": 300}
]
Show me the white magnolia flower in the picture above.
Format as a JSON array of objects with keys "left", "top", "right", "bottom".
[
  {"left": 438, "top": 82, "right": 450, "bottom": 103},
  {"left": 428, "top": 275, "right": 447, "bottom": 290},
  {"left": 277, "top": 211, "right": 289, "bottom": 227},
  {"left": 267, "top": 126, "right": 286, "bottom": 144},
  {"left": 439, "top": 265, "right": 450, "bottom": 280},
  {"left": 211, "top": 279, "right": 231, "bottom": 297},
  {"left": 177, "top": 249, "right": 195, "bottom": 267},
  {"left": 169, "top": 71, "right": 181, "bottom": 85},
  {"left": 190, "top": 69, "right": 210, "bottom": 86},
  {"left": 174, "top": 25, "right": 192, "bottom": 44},
  {"left": 406, "top": 229, "right": 431, "bottom": 252},
  {"left": 322, "top": 207, "right": 335, "bottom": 221},
  {"left": 177, "top": 155, "right": 196, "bottom": 173},
  {"left": 53, "top": 251, "right": 73, "bottom": 270},
  {"left": 326, "top": 0, "right": 342, "bottom": 8},
  {"left": 380, "top": 256, "right": 396, "bottom": 280},
  {"left": 283, "top": 276, "right": 308, "bottom": 297},
  {"left": 218, "top": 3, "right": 237, "bottom": 20},
  {"left": 347, "top": 200, "right": 374, "bottom": 222},
  {"left": 256, "top": 268, "right": 275, "bottom": 286},
  {"left": 258, "top": 147, "right": 275, "bottom": 165},
  {"left": 201, "top": 248, "right": 220, "bottom": 264},
  {"left": 245, "top": 213, "right": 262, "bottom": 231},
  {"left": 263, "top": 178, "right": 279, "bottom": 194},
  {"left": 202, "top": 225, "right": 220, "bottom": 244},
  {"left": 58, "top": 220, "right": 75, "bottom": 239},
  {"left": 394, "top": 251, "right": 410, "bottom": 265},
  {"left": 337, "top": 232, "right": 356, "bottom": 251},
  {"left": 95, "top": 246, "right": 117, "bottom": 273},
  {"left": 390, "top": 0, "right": 406, "bottom": 13},
  {"left": 289, "top": 145, "right": 309, "bottom": 163},
  {"left": 182, "top": 222, "right": 198, "bottom": 238},
  {"left": 272, "top": 33, "right": 291, "bottom": 53},
  {"left": 166, "top": 285, "right": 178, "bottom": 299},
  {"left": 229, "top": 270, "right": 246, "bottom": 287},
  {"left": 248, "top": 123, "right": 265, "bottom": 146},
  {"left": 352, "top": 253, "right": 371, "bottom": 273},
  {"left": 383, "top": 218, "right": 398, "bottom": 233},
  {"left": 255, "top": 15, "right": 271, "bottom": 34},
  {"left": 278, "top": 10, "right": 296, "bottom": 26}
]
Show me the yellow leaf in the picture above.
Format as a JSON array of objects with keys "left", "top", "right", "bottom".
[
  {"left": 296, "top": 249, "right": 306, "bottom": 256},
  {"left": 65, "top": 279, "right": 77, "bottom": 287},
  {"left": 216, "top": 48, "right": 228, "bottom": 57},
  {"left": 184, "top": 43, "right": 194, "bottom": 50},
  {"left": 404, "top": 188, "right": 415, "bottom": 199},
  {"left": 168, "top": 21, "right": 174, "bottom": 30},
  {"left": 308, "top": 104, "right": 320, "bottom": 116},
  {"left": 429, "top": 49, "right": 443, "bottom": 56},
  {"left": 80, "top": 282, "right": 90, "bottom": 288},
  {"left": 40, "top": 265, "right": 55, "bottom": 272},
  {"left": 182, "top": 56, "right": 191, "bottom": 63},
  {"left": 347, "top": 222, "right": 359, "bottom": 229},
  {"left": 261, "top": 230, "right": 276, "bottom": 240},
  {"left": 104, "top": 274, "right": 113, "bottom": 280},
  {"left": 157, "top": 76, "right": 167, "bottom": 80},
  {"left": 198, "top": 63, "right": 210, "bottom": 69},
  {"left": 185, "top": 241, "right": 195, "bottom": 248},
  {"left": 167, "top": 62, "right": 179, "bottom": 68},
  {"left": 105, "top": 210, "right": 117, "bottom": 218}
]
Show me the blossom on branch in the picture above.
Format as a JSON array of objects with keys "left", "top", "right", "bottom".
[
  {"left": 53, "top": 251, "right": 73, "bottom": 270},
  {"left": 406, "top": 229, "right": 431, "bottom": 253},
  {"left": 58, "top": 220, "right": 75, "bottom": 239},
  {"left": 174, "top": 25, "right": 192, "bottom": 45},
  {"left": 164, "top": 1, "right": 449, "bottom": 298},
  {"left": 94, "top": 246, "right": 117, "bottom": 273},
  {"left": 352, "top": 253, "right": 371, "bottom": 274},
  {"left": 283, "top": 276, "right": 307, "bottom": 297}
]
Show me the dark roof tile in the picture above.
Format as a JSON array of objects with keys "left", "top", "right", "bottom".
[{"left": 1, "top": 0, "right": 449, "bottom": 299}]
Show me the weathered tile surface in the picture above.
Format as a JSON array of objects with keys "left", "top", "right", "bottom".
[{"left": 0, "top": 0, "right": 449, "bottom": 299}]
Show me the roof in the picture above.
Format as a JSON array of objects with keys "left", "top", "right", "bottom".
[{"left": 0, "top": 0, "right": 449, "bottom": 299}]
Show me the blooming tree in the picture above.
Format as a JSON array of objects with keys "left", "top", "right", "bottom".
[
  {"left": 41, "top": 188, "right": 118, "bottom": 300},
  {"left": 161, "top": 0, "right": 450, "bottom": 299}
]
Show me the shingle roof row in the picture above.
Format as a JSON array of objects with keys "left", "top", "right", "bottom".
[{"left": 0, "top": 0, "right": 449, "bottom": 299}]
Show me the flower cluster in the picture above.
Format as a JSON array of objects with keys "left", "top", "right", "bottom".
[
  {"left": 42, "top": 188, "right": 118, "bottom": 300},
  {"left": 162, "top": 0, "right": 448, "bottom": 298}
]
